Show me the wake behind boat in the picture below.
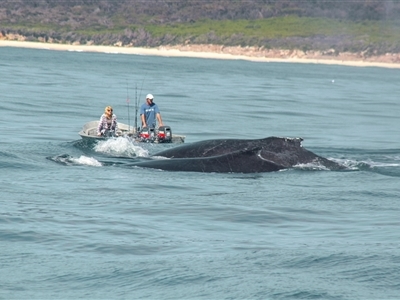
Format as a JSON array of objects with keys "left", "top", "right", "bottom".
[{"left": 78, "top": 120, "right": 185, "bottom": 143}]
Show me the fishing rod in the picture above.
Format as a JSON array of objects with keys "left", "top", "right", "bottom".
[
  {"left": 134, "top": 83, "right": 138, "bottom": 133},
  {"left": 135, "top": 74, "right": 147, "bottom": 133},
  {"left": 126, "top": 80, "right": 131, "bottom": 132}
]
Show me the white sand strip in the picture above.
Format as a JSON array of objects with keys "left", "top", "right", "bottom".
[{"left": 1, "top": 40, "right": 400, "bottom": 69}]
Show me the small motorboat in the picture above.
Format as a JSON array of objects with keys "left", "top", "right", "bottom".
[{"left": 78, "top": 121, "right": 185, "bottom": 143}]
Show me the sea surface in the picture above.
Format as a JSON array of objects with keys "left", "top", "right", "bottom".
[{"left": 1, "top": 46, "right": 400, "bottom": 300}]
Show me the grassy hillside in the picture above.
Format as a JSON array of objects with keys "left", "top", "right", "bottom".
[{"left": 1, "top": 0, "right": 400, "bottom": 54}]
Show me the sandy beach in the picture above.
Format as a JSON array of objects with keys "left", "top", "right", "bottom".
[{"left": 1, "top": 40, "right": 400, "bottom": 69}]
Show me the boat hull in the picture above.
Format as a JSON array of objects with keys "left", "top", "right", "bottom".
[{"left": 78, "top": 121, "right": 185, "bottom": 143}]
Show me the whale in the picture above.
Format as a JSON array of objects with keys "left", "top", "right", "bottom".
[{"left": 131, "top": 137, "right": 344, "bottom": 173}]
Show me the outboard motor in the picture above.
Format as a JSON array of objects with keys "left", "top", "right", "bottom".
[
  {"left": 139, "top": 127, "right": 155, "bottom": 142},
  {"left": 157, "top": 126, "right": 172, "bottom": 143}
]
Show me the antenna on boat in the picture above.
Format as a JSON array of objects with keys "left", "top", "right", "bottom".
[
  {"left": 135, "top": 74, "right": 146, "bottom": 133},
  {"left": 126, "top": 80, "right": 131, "bottom": 132},
  {"left": 134, "top": 83, "right": 138, "bottom": 133}
]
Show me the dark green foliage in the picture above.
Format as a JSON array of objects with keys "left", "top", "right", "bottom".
[{"left": 1, "top": 0, "right": 400, "bottom": 54}]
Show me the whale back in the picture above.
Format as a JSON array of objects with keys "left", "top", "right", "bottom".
[
  {"left": 137, "top": 137, "right": 344, "bottom": 173},
  {"left": 152, "top": 137, "right": 298, "bottom": 159}
]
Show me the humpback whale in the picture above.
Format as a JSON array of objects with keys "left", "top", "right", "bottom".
[{"left": 133, "top": 137, "right": 344, "bottom": 173}]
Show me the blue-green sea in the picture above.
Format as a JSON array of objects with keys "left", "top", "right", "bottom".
[{"left": 1, "top": 46, "right": 400, "bottom": 299}]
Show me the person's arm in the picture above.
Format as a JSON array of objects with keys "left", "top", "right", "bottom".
[
  {"left": 156, "top": 113, "right": 163, "bottom": 127},
  {"left": 113, "top": 115, "right": 118, "bottom": 131},
  {"left": 141, "top": 114, "right": 147, "bottom": 128},
  {"left": 97, "top": 115, "right": 104, "bottom": 136}
]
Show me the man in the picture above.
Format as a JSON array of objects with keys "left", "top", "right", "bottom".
[{"left": 140, "top": 93, "right": 164, "bottom": 129}]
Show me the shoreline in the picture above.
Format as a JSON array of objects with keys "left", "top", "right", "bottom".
[{"left": 1, "top": 40, "right": 400, "bottom": 69}]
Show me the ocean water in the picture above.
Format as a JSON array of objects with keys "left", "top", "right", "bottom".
[{"left": 1, "top": 46, "right": 400, "bottom": 299}]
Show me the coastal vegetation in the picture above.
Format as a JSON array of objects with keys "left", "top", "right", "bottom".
[{"left": 1, "top": 0, "right": 400, "bottom": 55}]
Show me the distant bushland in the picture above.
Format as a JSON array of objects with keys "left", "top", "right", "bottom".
[{"left": 1, "top": 0, "right": 400, "bottom": 55}]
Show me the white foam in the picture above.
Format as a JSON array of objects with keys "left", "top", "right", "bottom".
[
  {"left": 367, "top": 161, "right": 400, "bottom": 168},
  {"left": 293, "top": 162, "right": 330, "bottom": 171},
  {"left": 94, "top": 137, "right": 149, "bottom": 157},
  {"left": 332, "top": 158, "right": 400, "bottom": 170},
  {"left": 150, "top": 155, "right": 170, "bottom": 160},
  {"left": 72, "top": 156, "right": 102, "bottom": 167}
]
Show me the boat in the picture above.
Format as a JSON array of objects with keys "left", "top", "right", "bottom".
[{"left": 78, "top": 120, "right": 185, "bottom": 143}]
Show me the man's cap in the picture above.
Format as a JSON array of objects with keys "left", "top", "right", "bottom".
[{"left": 146, "top": 94, "right": 154, "bottom": 100}]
